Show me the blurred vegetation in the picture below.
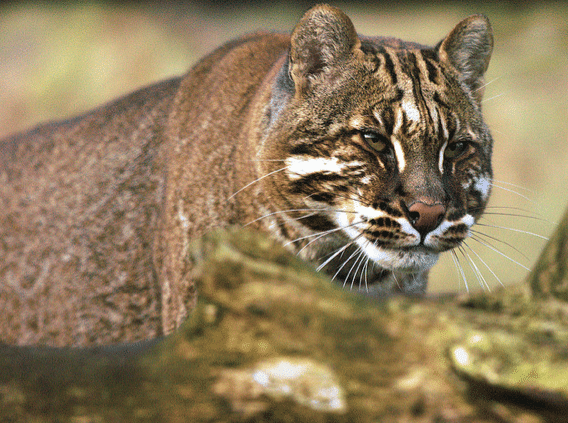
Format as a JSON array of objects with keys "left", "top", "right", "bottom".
[{"left": 1, "top": 1, "right": 566, "bottom": 293}]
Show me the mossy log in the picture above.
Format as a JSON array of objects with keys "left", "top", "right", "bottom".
[
  {"left": 1, "top": 223, "right": 568, "bottom": 422},
  {"left": 529, "top": 207, "right": 568, "bottom": 302}
]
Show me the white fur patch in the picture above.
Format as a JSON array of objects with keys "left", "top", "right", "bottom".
[
  {"left": 285, "top": 156, "right": 359, "bottom": 180},
  {"left": 395, "top": 217, "right": 421, "bottom": 242},
  {"left": 391, "top": 137, "right": 407, "bottom": 172},
  {"left": 438, "top": 140, "right": 448, "bottom": 174},
  {"left": 353, "top": 236, "right": 438, "bottom": 272},
  {"left": 401, "top": 99, "right": 420, "bottom": 123},
  {"left": 424, "top": 214, "right": 475, "bottom": 247},
  {"left": 474, "top": 176, "right": 491, "bottom": 201},
  {"left": 353, "top": 204, "right": 385, "bottom": 221},
  {"left": 462, "top": 214, "right": 475, "bottom": 227},
  {"left": 439, "top": 110, "right": 449, "bottom": 140}
]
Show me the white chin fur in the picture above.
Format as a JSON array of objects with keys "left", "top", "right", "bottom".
[
  {"left": 335, "top": 211, "right": 438, "bottom": 273},
  {"left": 339, "top": 221, "right": 439, "bottom": 273},
  {"left": 335, "top": 210, "right": 440, "bottom": 273},
  {"left": 355, "top": 236, "right": 439, "bottom": 272}
]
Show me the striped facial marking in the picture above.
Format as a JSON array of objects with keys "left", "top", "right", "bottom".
[
  {"left": 263, "top": 22, "right": 494, "bottom": 292},
  {"left": 286, "top": 156, "right": 351, "bottom": 180},
  {"left": 390, "top": 137, "right": 407, "bottom": 172}
]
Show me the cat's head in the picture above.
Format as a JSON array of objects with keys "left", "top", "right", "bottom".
[{"left": 262, "top": 5, "right": 493, "bottom": 293}]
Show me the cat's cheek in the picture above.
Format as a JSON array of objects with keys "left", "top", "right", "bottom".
[{"left": 473, "top": 175, "right": 491, "bottom": 200}]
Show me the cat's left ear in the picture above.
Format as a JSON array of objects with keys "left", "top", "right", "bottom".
[
  {"left": 437, "top": 15, "right": 493, "bottom": 104},
  {"left": 289, "top": 5, "right": 361, "bottom": 97}
]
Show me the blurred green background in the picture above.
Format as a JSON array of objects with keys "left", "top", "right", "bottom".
[{"left": 1, "top": 1, "right": 566, "bottom": 294}]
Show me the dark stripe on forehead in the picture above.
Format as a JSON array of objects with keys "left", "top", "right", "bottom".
[
  {"left": 433, "top": 92, "right": 457, "bottom": 139},
  {"left": 407, "top": 52, "right": 436, "bottom": 128},
  {"left": 373, "top": 88, "right": 401, "bottom": 136},
  {"left": 425, "top": 58, "right": 441, "bottom": 85},
  {"left": 433, "top": 92, "right": 450, "bottom": 110},
  {"left": 393, "top": 88, "right": 404, "bottom": 103},
  {"left": 420, "top": 48, "right": 440, "bottom": 81},
  {"left": 379, "top": 107, "right": 394, "bottom": 135},
  {"left": 377, "top": 47, "right": 398, "bottom": 84}
]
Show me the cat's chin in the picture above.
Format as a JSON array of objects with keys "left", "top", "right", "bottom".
[
  {"left": 356, "top": 239, "right": 440, "bottom": 273},
  {"left": 383, "top": 249, "right": 439, "bottom": 273},
  {"left": 359, "top": 249, "right": 440, "bottom": 296}
]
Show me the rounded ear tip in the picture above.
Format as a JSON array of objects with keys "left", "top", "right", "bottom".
[
  {"left": 439, "top": 14, "right": 494, "bottom": 54},
  {"left": 302, "top": 4, "right": 346, "bottom": 17},
  {"left": 461, "top": 14, "right": 493, "bottom": 38},
  {"left": 437, "top": 14, "right": 494, "bottom": 102},
  {"left": 290, "top": 3, "right": 358, "bottom": 60},
  {"left": 468, "top": 13, "right": 491, "bottom": 24},
  {"left": 296, "top": 4, "right": 355, "bottom": 31},
  {"left": 289, "top": 4, "right": 358, "bottom": 97}
]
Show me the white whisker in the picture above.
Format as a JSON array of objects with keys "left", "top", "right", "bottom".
[
  {"left": 336, "top": 247, "right": 363, "bottom": 284},
  {"left": 392, "top": 270, "right": 402, "bottom": 291},
  {"left": 285, "top": 220, "right": 362, "bottom": 249},
  {"left": 450, "top": 250, "right": 469, "bottom": 293},
  {"left": 475, "top": 223, "right": 549, "bottom": 241},
  {"left": 489, "top": 182, "right": 537, "bottom": 205},
  {"left": 247, "top": 206, "right": 360, "bottom": 228},
  {"left": 482, "top": 210, "right": 549, "bottom": 223},
  {"left": 244, "top": 208, "right": 325, "bottom": 227},
  {"left": 482, "top": 93, "right": 505, "bottom": 103},
  {"left": 463, "top": 242, "right": 504, "bottom": 288},
  {"left": 459, "top": 246, "right": 490, "bottom": 291},
  {"left": 317, "top": 230, "right": 367, "bottom": 276},
  {"left": 228, "top": 166, "right": 287, "bottom": 200},
  {"left": 294, "top": 226, "right": 349, "bottom": 255},
  {"left": 475, "top": 76, "right": 501, "bottom": 92},
  {"left": 316, "top": 240, "right": 355, "bottom": 272},
  {"left": 362, "top": 257, "right": 371, "bottom": 291},
  {"left": 471, "top": 229, "right": 530, "bottom": 260},
  {"left": 357, "top": 255, "right": 371, "bottom": 291},
  {"left": 469, "top": 236, "right": 530, "bottom": 272},
  {"left": 346, "top": 249, "right": 367, "bottom": 290},
  {"left": 492, "top": 179, "right": 535, "bottom": 194}
]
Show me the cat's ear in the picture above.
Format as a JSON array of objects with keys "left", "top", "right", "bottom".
[
  {"left": 289, "top": 5, "right": 361, "bottom": 97},
  {"left": 437, "top": 15, "right": 493, "bottom": 104}
]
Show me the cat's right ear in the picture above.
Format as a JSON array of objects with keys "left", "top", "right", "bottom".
[
  {"left": 437, "top": 15, "right": 493, "bottom": 105},
  {"left": 289, "top": 5, "right": 361, "bottom": 97}
]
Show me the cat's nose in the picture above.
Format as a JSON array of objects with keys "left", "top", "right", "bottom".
[{"left": 407, "top": 200, "right": 446, "bottom": 236}]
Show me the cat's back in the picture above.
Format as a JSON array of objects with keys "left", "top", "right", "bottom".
[
  {"left": 0, "top": 30, "right": 292, "bottom": 347},
  {"left": 0, "top": 77, "right": 180, "bottom": 346}
]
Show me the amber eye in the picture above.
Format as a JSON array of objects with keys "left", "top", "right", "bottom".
[
  {"left": 444, "top": 141, "right": 468, "bottom": 159},
  {"left": 362, "top": 132, "right": 391, "bottom": 154}
]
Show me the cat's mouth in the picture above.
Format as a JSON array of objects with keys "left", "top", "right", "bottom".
[{"left": 328, "top": 209, "right": 473, "bottom": 278}]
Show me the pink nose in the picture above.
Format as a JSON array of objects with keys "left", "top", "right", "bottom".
[{"left": 407, "top": 201, "right": 446, "bottom": 235}]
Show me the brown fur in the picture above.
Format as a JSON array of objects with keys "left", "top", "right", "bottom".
[{"left": 0, "top": 6, "right": 493, "bottom": 346}]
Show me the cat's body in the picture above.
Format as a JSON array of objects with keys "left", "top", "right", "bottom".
[{"left": 0, "top": 5, "right": 493, "bottom": 346}]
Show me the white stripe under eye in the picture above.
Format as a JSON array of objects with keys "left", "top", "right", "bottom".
[
  {"left": 438, "top": 140, "right": 448, "bottom": 174},
  {"left": 285, "top": 156, "right": 361, "bottom": 179}
]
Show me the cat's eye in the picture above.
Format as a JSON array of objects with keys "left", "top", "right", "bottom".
[
  {"left": 444, "top": 141, "right": 469, "bottom": 159},
  {"left": 362, "top": 132, "right": 391, "bottom": 155}
]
